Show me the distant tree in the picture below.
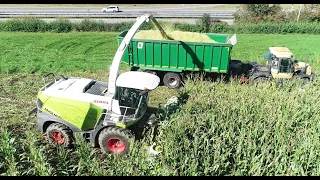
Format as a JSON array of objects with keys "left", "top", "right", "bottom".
[
  {"left": 299, "top": 4, "right": 320, "bottom": 22},
  {"left": 246, "top": 4, "right": 270, "bottom": 17},
  {"left": 196, "top": 13, "right": 211, "bottom": 33},
  {"left": 234, "top": 4, "right": 284, "bottom": 23}
]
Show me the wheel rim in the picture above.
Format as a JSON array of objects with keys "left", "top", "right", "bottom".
[
  {"left": 51, "top": 130, "right": 65, "bottom": 144},
  {"left": 168, "top": 77, "right": 177, "bottom": 86},
  {"left": 107, "top": 138, "right": 125, "bottom": 153}
]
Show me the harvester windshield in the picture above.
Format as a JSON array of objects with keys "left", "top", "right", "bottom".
[{"left": 115, "top": 87, "right": 148, "bottom": 121}]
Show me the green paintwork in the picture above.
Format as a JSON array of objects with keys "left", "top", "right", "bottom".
[
  {"left": 117, "top": 30, "right": 234, "bottom": 73},
  {"left": 38, "top": 92, "right": 104, "bottom": 131}
]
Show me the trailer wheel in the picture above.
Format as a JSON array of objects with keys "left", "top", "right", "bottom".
[
  {"left": 145, "top": 70, "right": 157, "bottom": 75},
  {"left": 130, "top": 67, "right": 139, "bottom": 71},
  {"left": 46, "top": 123, "right": 74, "bottom": 148},
  {"left": 163, "top": 72, "right": 182, "bottom": 89},
  {"left": 98, "top": 127, "right": 133, "bottom": 155}
]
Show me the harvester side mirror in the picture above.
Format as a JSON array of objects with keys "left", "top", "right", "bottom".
[{"left": 43, "top": 73, "right": 56, "bottom": 89}]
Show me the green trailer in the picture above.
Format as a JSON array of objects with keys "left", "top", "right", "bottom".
[{"left": 117, "top": 30, "right": 237, "bottom": 88}]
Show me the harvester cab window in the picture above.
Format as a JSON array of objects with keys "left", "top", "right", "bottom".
[
  {"left": 118, "top": 87, "right": 140, "bottom": 108},
  {"left": 116, "top": 87, "right": 148, "bottom": 118},
  {"left": 135, "top": 95, "right": 148, "bottom": 119}
]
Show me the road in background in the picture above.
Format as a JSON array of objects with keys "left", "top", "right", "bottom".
[
  {"left": 0, "top": 18, "right": 234, "bottom": 25},
  {"left": 0, "top": 4, "right": 235, "bottom": 24},
  {"left": 0, "top": 4, "right": 234, "bottom": 13}
]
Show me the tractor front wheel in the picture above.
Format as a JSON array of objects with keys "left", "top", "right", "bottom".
[
  {"left": 98, "top": 127, "right": 133, "bottom": 155},
  {"left": 46, "top": 123, "right": 74, "bottom": 148}
]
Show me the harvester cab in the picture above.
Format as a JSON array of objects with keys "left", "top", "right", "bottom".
[
  {"left": 34, "top": 14, "right": 160, "bottom": 155},
  {"left": 250, "top": 46, "right": 315, "bottom": 81}
]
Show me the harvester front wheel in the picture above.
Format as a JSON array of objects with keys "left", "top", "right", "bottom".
[
  {"left": 98, "top": 127, "right": 133, "bottom": 155},
  {"left": 46, "top": 123, "right": 74, "bottom": 148},
  {"left": 163, "top": 72, "right": 182, "bottom": 89}
]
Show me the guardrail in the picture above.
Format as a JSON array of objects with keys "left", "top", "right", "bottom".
[{"left": 0, "top": 12, "right": 234, "bottom": 19}]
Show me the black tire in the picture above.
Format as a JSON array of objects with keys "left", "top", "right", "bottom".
[
  {"left": 98, "top": 127, "right": 133, "bottom": 155},
  {"left": 254, "top": 77, "right": 267, "bottom": 82},
  {"left": 293, "top": 75, "right": 310, "bottom": 84},
  {"left": 310, "top": 73, "right": 316, "bottom": 82},
  {"left": 302, "top": 77, "right": 310, "bottom": 84},
  {"left": 103, "top": 10, "right": 106, "bottom": 13},
  {"left": 46, "top": 123, "right": 74, "bottom": 148},
  {"left": 250, "top": 76, "right": 270, "bottom": 85},
  {"left": 130, "top": 67, "right": 139, "bottom": 71},
  {"left": 145, "top": 70, "right": 157, "bottom": 75},
  {"left": 163, "top": 72, "right": 182, "bottom": 89}
]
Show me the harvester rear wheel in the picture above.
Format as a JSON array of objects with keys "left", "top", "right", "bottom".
[
  {"left": 46, "top": 123, "right": 74, "bottom": 148},
  {"left": 163, "top": 72, "right": 182, "bottom": 89},
  {"left": 98, "top": 127, "right": 133, "bottom": 155}
]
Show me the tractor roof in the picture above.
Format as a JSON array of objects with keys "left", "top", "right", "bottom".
[{"left": 269, "top": 47, "right": 293, "bottom": 58}]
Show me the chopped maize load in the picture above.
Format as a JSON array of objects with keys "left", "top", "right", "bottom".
[{"left": 134, "top": 30, "right": 217, "bottom": 43}]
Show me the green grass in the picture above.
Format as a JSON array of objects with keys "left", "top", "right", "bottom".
[
  {"left": 0, "top": 32, "right": 119, "bottom": 74},
  {"left": 2, "top": 31, "right": 320, "bottom": 175},
  {"left": 231, "top": 34, "right": 320, "bottom": 71},
  {"left": 1, "top": 32, "right": 320, "bottom": 74}
]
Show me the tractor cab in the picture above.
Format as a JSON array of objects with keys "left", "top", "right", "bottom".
[
  {"left": 266, "top": 47, "right": 294, "bottom": 79},
  {"left": 250, "top": 46, "right": 314, "bottom": 82}
]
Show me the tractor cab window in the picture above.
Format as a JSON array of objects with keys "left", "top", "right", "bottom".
[
  {"left": 270, "top": 58, "right": 279, "bottom": 69},
  {"left": 264, "top": 52, "right": 272, "bottom": 61},
  {"left": 279, "top": 58, "right": 292, "bottom": 73}
]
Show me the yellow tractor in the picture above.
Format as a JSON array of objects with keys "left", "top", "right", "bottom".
[{"left": 249, "top": 47, "right": 315, "bottom": 82}]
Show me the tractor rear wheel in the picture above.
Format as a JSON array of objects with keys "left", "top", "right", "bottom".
[
  {"left": 250, "top": 76, "right": 272, "bottom": 87},
  {"left": 293, "top": 75, "right": 310, "bottom": 85},
  {"left": 163, "top": 72, "right": 182, "bottom": 89},
  {"left": 46, "top": 123, "right": 74, "bottom": 148},
  {"left": 98, "top": 127, "right": 133, "bottom": 155},
  {"left": 254, "top": 77, "right": 268, "bottom": 82}
]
